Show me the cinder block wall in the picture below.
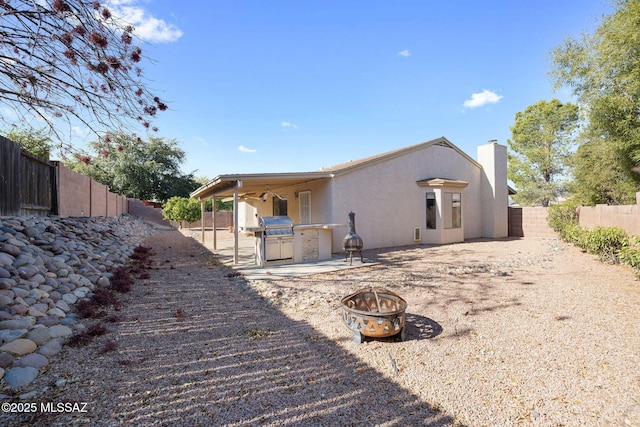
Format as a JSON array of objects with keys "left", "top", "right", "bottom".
[
  {"left": 89, "top": 181, "right": 108, "bottom": 216},
  {"left": 57, "top": 163, "right": 91, "bottom": 217},
  {"left": 508, "top": 207, "right": 557, "bottom": 238},
  {"left": 578, "top": 204, "right": 639, "bottom": 235}
]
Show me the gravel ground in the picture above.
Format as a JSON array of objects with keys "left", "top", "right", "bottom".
[{"left": 2, "top": 228, "right": 639, "bottom": 426}]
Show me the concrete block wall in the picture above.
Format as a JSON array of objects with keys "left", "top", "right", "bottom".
[
  {"left": 578, "top": 203, "right": 639, "bottom": 236},
  {"left": 55, "top": 162, "right": 126, "bottom": 218},
  {"left": 57, "top": 163, "right": 91, "bottom": 217},
  {"left": 90, "top": 181, "right": 108, "bottom": 216},
  {"left": 508, "top": 207, "right": 557, "bottom": 238}
]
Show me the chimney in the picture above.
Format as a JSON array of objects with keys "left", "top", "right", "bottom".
[{"left": 477, "top": 141, "right": 508, "bottom": 238}]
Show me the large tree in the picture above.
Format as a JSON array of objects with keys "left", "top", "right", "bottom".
[
  {"left": 68, "top": 133, "right": 198, "bottom": 202},
  {"left": 551, "top": 0, "right": 640, "bottom": 203},
  {"left": 507, "top": 99, "right": 579, "bottom": 207},
  {"left": 0, "top": 0, "right": 166, "bottom": 143}
]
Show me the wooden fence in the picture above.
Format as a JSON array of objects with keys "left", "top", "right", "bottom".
[
  {"left": 0, "top": 135, "right": 126, "bottom": 217},
  {"left": 0, "top": 135, "right": 56, "bottom": 216}
]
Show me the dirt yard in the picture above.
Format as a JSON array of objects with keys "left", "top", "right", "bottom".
[{"left": 2, "top": 229, "right": 639, "bottom": 426}]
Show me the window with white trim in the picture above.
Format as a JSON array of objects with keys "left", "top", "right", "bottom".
[
  {"left": 444, "top": 192, "right": 461, "bottom": 229},
  {"left": 299, "top": 191, "right": 311, "bottom": 224}
]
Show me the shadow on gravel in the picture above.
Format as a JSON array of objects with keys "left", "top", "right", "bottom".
[
  {"left": 10, "top": 230, "right": 462, "bottom": 427},
  {"left": 405, "top": 314, "right": 443, "bottom": 340}
]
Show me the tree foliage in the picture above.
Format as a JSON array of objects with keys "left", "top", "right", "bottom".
[
  {"left": 68, "top": 133, "right": 198, "bottom": 202},
  {"left": 551, "top": 0, "right": 640, "bottom": 203},
  {"left": 2, "top": 127, "right": 54, "bottom": 159},
  {"left": 162, "top": 197, "right": 201, "bottom": 228},
  {"left": 0, "top": 0, "right": 166, "bottom": 142},
  {"left": 507, "top": 99, "right": 579, "bottom": 206}
]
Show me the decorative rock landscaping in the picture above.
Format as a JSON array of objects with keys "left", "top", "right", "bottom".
[{"left": 0, "top": 215, "right": 152, "bottom": 390}]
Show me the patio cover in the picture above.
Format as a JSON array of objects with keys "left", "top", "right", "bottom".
[{"left": 190, "top": 172, "right": 333, "bottom": 264}]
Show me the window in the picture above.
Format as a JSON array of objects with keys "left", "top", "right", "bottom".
[
  {"left": 299, "top": 191, "right": 311, "bottom": 224},
  {"left": 273, "top": 197, "right": 287, "bottom": 216},
  {"left": 444, "top": 192, "right": 461, "bottom": 229},
  {"left": 426, "top": 192, "right": 436, "bottom": 229}
]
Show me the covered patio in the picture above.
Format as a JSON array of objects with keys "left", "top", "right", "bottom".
[
  {"left": 190, "top": 172, "right": 335, "bottom": 265},
  {"left": 186, "top": 227, "right": 374, "bottom": 281}
]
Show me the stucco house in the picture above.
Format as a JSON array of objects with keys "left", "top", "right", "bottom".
[{"left": 191, "top": 137, "right": 508, "bottom": 264}]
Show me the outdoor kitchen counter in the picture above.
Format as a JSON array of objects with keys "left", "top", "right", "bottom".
[{"left": 293, "top": 223, "right": 344, "bottom": 263}]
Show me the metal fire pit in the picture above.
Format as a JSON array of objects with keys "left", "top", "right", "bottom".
[{"left": 340, "top": 287, "right": 407, "bottom": 344}]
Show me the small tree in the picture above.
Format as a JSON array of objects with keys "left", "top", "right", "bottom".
[
  {"left": 162, "top": 197, "right": 201, "bottom": 228},
  {"left": 508, "top": 99, "right": 579, "bottom": 206}
]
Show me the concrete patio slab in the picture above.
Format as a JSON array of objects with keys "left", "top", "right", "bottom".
[{"left": 182, "top": 228, "right": 376, "bottom": 281}]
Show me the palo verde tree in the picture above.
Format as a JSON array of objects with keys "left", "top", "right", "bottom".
[
  {"left": 551, "top": 0, "right": 640, "bottom": 204},
  {"left": 507, "top": 99, "right": 579, "bottom": 207},
  {"left": 68, "top": 132, "right": 198, "bottom": 202},
  {"left": 0, "top": 0, "right": 167, "bottom": 143}
]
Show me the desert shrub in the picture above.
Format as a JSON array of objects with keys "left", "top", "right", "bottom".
[
  {"left": 583, "top": 226, "right": 629, "bottom": 263},
  {"left": 619, "top": 235, "right": 640, "bottom": 269},
  {"left": 547, "top": 200, "right": 579, "bottom": 232},
  {"left": 110, "top": 266, "right": 134, "bottom": 293},
  {"left": 67, "top": 323, "right": 108, "bottom": 347},
  {"left": 559, "top": 223, "right": 587, "bottom": 249}
]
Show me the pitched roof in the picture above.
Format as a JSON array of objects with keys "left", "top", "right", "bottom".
[{"left": 319, "top": 136, "right": 481, "bottom": 174}]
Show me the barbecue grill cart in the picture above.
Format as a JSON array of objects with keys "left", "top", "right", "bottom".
[{"left": 254, "top": 216, "right": 294, "bottom": 266}]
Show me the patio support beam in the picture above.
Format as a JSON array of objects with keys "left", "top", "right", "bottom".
[
  {"left": 233, "top": 180, "right": 241, "bottom": 264},
  {"left": 212, "top": 195, "right": 217, "bottom": 250},
  {"left": 200, "top": 199, "right": 205, "bottom": 243}
]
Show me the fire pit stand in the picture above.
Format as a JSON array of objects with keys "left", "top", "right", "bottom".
[{"left": 340, "top": 287, "right": 407, "bottom": 344}]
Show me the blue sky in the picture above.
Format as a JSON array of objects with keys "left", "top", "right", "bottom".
[{"left": 79, "top": 0, "right": 612, "bottom": 178}]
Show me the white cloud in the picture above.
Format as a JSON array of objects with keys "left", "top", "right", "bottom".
[
  {"left": 238, "top": 145, "right": 257, "bottom": 153},
  {"left": 107, "top": 1, "right": 183, "bottom": 43},
  {"left": 398, "top": 50, "right": 411, "bottom": 57},
  {"left": 463, "top": 89, "right": 503, "bottom": 109},
  {"left": 281, "top": 121, "right": 298, "bottom": 130}
]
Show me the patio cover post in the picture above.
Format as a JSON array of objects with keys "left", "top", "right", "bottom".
[
  {"left": 233, "top": 180, "right": 241, "bottom": 264},
  {"left": 200, "top": 199, "right": 205, "bottom": 243},
  {"left": 212, "top": 195, "right": 217, "bottom": 250}
]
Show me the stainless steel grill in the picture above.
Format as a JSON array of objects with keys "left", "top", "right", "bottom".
[{"left": 259, "top": 216, "right": 294, "bottom": 262}]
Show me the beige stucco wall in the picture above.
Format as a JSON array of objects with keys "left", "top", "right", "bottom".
[
  {"left": 328, "top": 144, "right": 484, "bottom": 252},
  {"left": 238, "top": 178, "right": 333, "bottom": 230}
]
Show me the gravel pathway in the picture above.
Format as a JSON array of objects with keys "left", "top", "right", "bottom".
[{"left": 2, "top": 228, "right": 639, "bottom": 426}]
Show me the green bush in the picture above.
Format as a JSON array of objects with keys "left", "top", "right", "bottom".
[
  {"left": 583, "top": 226, "right": 629, "bottom": 263},
  {"left": 547, "top": 201, "right": 579, "bottom": 232},
  {"left": 559, "top": 222, "right": 587, "bottom": 249},
  {"left": 161, "top": 196, "right": 201, "bottom": 227},
  {"left": 547, "top": 200, "right": 639, "bottom": 271},
  {"left": 619, "top": 235, "right": 640, "bottom": 269}
]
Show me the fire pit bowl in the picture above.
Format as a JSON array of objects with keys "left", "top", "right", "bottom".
[{"left": 340, "top": 287, "right": 407, "bottom": 344}]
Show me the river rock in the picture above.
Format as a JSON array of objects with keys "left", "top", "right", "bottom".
[
  {"left": 4, "top": 366, "right": 39, "bottom": 388},
  {"left": 0, "top": 319, "right": 32, "bottom": 330},
  {"left": 13, "top": 353, "right": 48, "bottom": 369},
  {"left": 0, "top": 339, "right": 37, "bottom": 356},
  {"left": 36, "top": 316, "right": 59, "bottom": 327},
  {"left": 46, "top": 308, "right": 66, "bottom": 318},
  {"left": 0, "top": 243, "right": 21, "bottom": 257},
  {"left": 0, "top": 352, "right": 14, "bottom": 368},
  {"left": 48, "top": 325, "right": 72, "bottom": 338},
  {"left": 26, "top": 327, "right": 51, "bottom": 345},
  {"left": 38, "top": 338, "right": 63, "bottom": 356},
  {"left": 0, "top": 329, "right": 28, "bottom": 343}
]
